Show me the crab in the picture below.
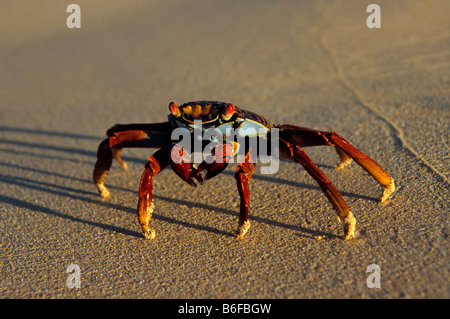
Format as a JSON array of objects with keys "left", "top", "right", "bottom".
[{"left": 93, "top": 101, "right": 395, "bottom": 240}]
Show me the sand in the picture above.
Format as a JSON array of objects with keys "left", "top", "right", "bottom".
[{"left": 0, "top": 0, "right": 448, "bottom": 299}]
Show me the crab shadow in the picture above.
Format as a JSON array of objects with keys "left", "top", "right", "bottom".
[{"left": 0, "top": 125, "right": 377, "bottom": 240}]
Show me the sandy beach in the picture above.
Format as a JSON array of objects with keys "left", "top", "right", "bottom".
[{"left": 0, "top": 0, "right": 448, "bottom": 299}]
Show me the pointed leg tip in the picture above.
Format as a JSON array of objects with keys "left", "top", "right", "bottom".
[
  {"left": 101, "top": 190, "right": 110, "bottom": 199},
  {"left": 235, "top": 221, "right": 250, "bottom": 239},
  {"left": 97, "top": 184, "right": 110, "bottom": 199},
  {"left": 336, "top": 158, "right": 353, "bottom": 170},
  {"left": 344, "top": 232, "right": 355, "bottom": 241},
  {"left": 380, "top": 180, "right": 395, "bottom": 203},
  {"left": 143, "top": 228, "right": 156, "bottom": 240},
  {"left": 343, "top": 211, "right": 356, "bottom": 240}
]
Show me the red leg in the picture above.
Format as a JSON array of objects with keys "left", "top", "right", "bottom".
[
  {"left": 279, "top": 139, "right": 356, "bottom": 240},
  {"left": 93, "top": 122, "right": 171, "bottom": 198},
  {"left": 93, "top": 131, "right": 148, "bottom": 198},
  {"left": 234, "top": 152, "right": 255, "bottom": 238},
  {"left": 327, "top": 132, "right": 395, "bottom": 201},
  {"left": 137, "top": 147, "right": 171, "bottom": 239},
  {"left": 278, "top": 124, "right": 395, "bottom": 202},
  {"left": 93, "top": 138, "right": 114, "bottom": 198}
]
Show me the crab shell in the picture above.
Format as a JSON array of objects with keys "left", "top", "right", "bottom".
[{"left": 168, "top": 101, "right": 274, "bottom": 140}]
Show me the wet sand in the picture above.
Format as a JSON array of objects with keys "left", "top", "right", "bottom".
[{"left": 0, "top": 0, "right": 448, "bottom": 298}]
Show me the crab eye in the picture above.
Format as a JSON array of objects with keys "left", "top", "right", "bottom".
[
  {"left": 221, "top": 104, "right": 235, "bottom": 121},
  {"left": 169, "top": 102, "right": 181, "bottom": 118}
]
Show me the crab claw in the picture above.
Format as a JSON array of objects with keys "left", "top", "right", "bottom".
[{"left": 170, "top": 143, "right": 191, "bottom": 164}]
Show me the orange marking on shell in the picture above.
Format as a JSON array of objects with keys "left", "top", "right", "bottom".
[
  {"left": 183, "top": 105, "right": 192, "bottom": 115},
  {"left": 192, "top": 104, "right": 202, "bottom": 118},
  {"left": 202, "top": 104, "right": 212, "bottom": 116}
]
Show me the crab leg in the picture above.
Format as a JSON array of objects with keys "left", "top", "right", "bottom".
[
  {"left": 137, "top": 146, "right": 171, "bottom": 239},
  {"left": 278, "top": 125, "right": 395, "bottom": 202},
  {"left": 327, "top": 133, "right": 395, "bottom": 202},
  {"left": 93, "top": 122, "right": 172, "bottom": 198},
  {"left": 279, "top": 139, "right": 356, "bottom": 240},
  {"left": 234, "top": 152, "right": 255, "bottom": 239}
]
